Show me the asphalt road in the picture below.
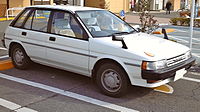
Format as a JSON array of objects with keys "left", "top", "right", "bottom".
[
  {"left": 0, "top": 61, "right": 200, "bottom": 112},
  {"left": 0, "top": 20, "right": 200, "bottom": 112}
]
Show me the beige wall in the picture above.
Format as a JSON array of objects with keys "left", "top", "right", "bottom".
[
  {"left": 0, "top": 0, "right": 7, "bottom": 16},
  {"left": 9, "top": 0, "right": 31, "bottom": 8},
  {"left": 1, "top": 0, "right": 7, "bottom": 4},
  {"left": 172, "top": 0, "right": 181, "bottom": 11},
  {"left": 0, "top": 4, "right": 7, "bottom": 16},
  {"left": 85, "top": 0, "right": 130, "bottom": 13},
  {"left": 106, "top": 0, "right": 129, "bottom": 12}
]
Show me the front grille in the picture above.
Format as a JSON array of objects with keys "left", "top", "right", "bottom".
[{"left": 167, "top": 54, "right": 187, "bottom": 67}]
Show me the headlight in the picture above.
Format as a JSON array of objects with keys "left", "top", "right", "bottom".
[
  {"left": 142, "top": 60, "right": 167, "bottom": 70},
  {"left": 185, "top": 51, "right": 192, "bottom": 60}
]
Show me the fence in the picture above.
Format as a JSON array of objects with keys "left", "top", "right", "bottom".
[{"left": 6, "top": 7, "right": 24, "bottom": 20}]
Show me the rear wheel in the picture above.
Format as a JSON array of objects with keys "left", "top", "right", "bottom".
[
  {"left": 96, "top": 63, "right": 130, "bottom": 97},
  {"left": 11, "top": 44, "right": 31, "bottom": 69}
]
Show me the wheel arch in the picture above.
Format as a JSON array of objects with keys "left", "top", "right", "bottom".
[
  {"left": 8, "top": 41, "right": 25, "bottom": 57},
  {"left": 91, "top": 57, "right": 131, "bottom": 84}
]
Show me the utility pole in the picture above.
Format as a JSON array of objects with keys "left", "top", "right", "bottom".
[
  {"left": 6, "top": 0, "right": 9, "bottom": 9},
  {"left": 30, "top": 0, "right": 33, "bottom": 5},
  {"left": 189, "top": 0, "right": 196, "bottom": 50}
]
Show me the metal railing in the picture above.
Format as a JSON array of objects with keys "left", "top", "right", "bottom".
[{"left": 6, "top": 7, "right": 24, "bottom": 20}]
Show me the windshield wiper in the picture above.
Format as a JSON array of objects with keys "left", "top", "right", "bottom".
[
  {"left": 113, "top": 32, "right": 129, "bottom": 35},
  {"left": 107, "top": 31, "right": 131, "bottom": 37}
]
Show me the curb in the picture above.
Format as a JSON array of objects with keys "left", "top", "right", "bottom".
[{"left": 0, "top": 57, "right": 14, "bottom": 71}]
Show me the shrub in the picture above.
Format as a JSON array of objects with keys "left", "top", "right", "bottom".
[
  {"left": 170, "top": 18, "right": 178, "bottom": 25},
  {"left": 170, "top": 17, "right": 200, "bottom": 27},
  {"left": 195, "top": 19, "right": 200, "bottom": 27}
]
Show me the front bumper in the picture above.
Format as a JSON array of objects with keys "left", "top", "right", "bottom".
[{"left": 142, "top": 57, "right": 196, "bottom": 80}]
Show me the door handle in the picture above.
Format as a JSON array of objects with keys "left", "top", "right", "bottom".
[
  {"left": 21, "top": 32, "right": 27, "bottom": 36},
  {"left": 49, "top": 37, "right": 56, "bottom": 41}
]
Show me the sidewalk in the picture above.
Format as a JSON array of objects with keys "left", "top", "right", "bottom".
[
  {"left": 125, "top": 14, "right": 170, "bottom": 25},
  {"left": 125, "top": 11, "right": 179, "bottom": 25}
]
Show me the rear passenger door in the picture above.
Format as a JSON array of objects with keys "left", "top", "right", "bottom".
[
  {"left": 8, "top": 8, "right": 52, "bottom": 62},
  {"left": 46, "top": 11, "right": 90, "bottom": 76},
  {"left": 20, "top": 9, "right": 52, "bottom": 61}
]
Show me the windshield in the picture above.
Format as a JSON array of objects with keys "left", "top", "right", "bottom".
[{"left": 76, "top": 10, "right": 135, "bottom": 37}]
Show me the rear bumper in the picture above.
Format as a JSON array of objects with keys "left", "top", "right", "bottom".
[
  {"left": 1, "top": 39, "right": 6, "bottom": 48},
  {"left": 142, "top": 57, "right": 196, "bottom": 80}
]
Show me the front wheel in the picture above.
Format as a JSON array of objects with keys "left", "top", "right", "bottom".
[{"left": 96, "top": 63, "right": 130, "bottom": 97}]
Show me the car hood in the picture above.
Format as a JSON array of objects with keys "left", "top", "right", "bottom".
[
  {"left": 122, "top": 33, "right": 189, "bottom": 60},
  {"left": 93, "top": 33, "right": 190, "bottom": 61}
]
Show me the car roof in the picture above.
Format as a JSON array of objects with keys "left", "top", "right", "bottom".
[{"left": 27, "top": 5, "right": 104, "bottom": 12}]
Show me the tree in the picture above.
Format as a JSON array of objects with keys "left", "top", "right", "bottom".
[
  {"left": 138, "top": 0, "right": 159, "bottom": 33},
  {"left": 6, "top": 0, "right": 9, "bottom": 9}
]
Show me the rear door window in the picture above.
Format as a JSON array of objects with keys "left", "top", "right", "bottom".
[
  {"left": 24, "top": 11, "right": 34, "bottom": 29},
  {"left": 31, "top": 10, "right": 51, "bottom": 32}
]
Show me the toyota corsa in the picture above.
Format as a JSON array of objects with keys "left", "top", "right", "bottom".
[{"left": 3, "top": 5, "right": 195, "bottom": 97}]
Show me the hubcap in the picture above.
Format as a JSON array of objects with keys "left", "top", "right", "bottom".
[
  {"left": 101, "top": 69, "right": 122, "bottom": 93},
  {"left": 13, "top": 48, "right": 24, "bottom": 66}
]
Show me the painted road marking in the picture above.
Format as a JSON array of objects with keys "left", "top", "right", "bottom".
[
  {"left": 0, "top": 73, "right": 139, "bottom": 112},
  {"left": 0, "top": 47, "right": 7, "bottom": 50},
  {"left": 0, "top": 98, "right": 38, "bottom": 112},
  {"left": 189, "top": 72, "right": 200, "bottom": 76},
  {"left": 174, "top": 29, "right": 187, "bottom": 32},
  {"left": 182, "top": 77, "right": 200, "bottom": 83},
  {"left": 153, "top": 84, "right": 174, "bottom": 94},
  {"left": 0, "top": 55, "right": 9, "bottom": 59},
  {"left": 168, "top": 35, "right": 200, "bottom": 43},
  {"left": 152, "top": 29, "right": 175, "bottom": 34},
  {"left": 192, "top": 48, "right": 200, "bottom": 50},
  {"left": 193, "top": 53, "right": 200, "bottom": 58}
]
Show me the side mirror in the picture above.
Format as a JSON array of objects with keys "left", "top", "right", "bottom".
[{"left": 112, "top": 35, "right": 128, "bottom": 49}]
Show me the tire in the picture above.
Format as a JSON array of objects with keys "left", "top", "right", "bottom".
[
  {"left": 96, "top": 63, "right": 130, "bottom": 97},
  {"left": 10, "top": 44, "right": 31, "bottom": 69}
]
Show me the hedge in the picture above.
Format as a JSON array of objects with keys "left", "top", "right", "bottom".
[{"left": 170, "top": 17, "right": 200, "bottom": 27}]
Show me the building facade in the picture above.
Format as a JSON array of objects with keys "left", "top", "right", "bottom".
[
  {"left": 1, "top": 0, "right": 199, "bottom": 17},
  {"left": 149, "top": 0, "right": 200, "bottom": 11},
  {"left": 0, "top": 0, "right": 53, "bottom": 17},
  {"left": 85, "top": 0, "right": 130, "bottom": 13}
]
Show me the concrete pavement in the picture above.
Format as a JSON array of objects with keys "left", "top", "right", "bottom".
[{"left": 125, "top": 11, "right": 180, "bottom": 25}]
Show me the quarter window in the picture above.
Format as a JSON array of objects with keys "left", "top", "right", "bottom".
[
  {"left": 14, "top": 9, "right": 31, "bottom": 27},
  {"left": 51, "top": 11, "right": 84, "bottom": 39}
]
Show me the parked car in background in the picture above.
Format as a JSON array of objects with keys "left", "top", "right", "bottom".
[{"left": 3, "top": 5, "right": 195, "bottom": 97}]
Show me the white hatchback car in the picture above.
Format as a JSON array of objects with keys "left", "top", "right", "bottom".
[{"left": 3, "top": 5, "right": 195, "bottom": 97}]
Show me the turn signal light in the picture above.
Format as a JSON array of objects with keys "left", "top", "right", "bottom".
[{"left": 142, "top": 61, "right": 147, "bottom": 70}]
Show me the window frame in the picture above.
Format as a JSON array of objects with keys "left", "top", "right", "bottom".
[
  {"left": 28, "top": 9, "right": 52, "bottom": 32},
  {"left": 10, "top": 8, "right": 33, "bottom": 28},
  {"left": 11, "top": 7, "right": 89, "bottom": 41},
  {"left": 75, "top": 10, "right": 136, "bottom": 38},
  {"left": 49, "top": 10, "right": 89, "bottom": 40}
]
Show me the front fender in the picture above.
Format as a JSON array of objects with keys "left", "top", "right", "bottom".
[{"left": 89, "top": 55, "right": 138, "bottom": 85}]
